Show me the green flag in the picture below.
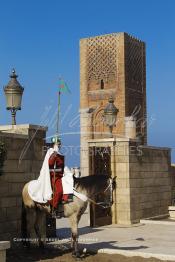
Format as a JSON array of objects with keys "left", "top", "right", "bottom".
[{"left": 59, "top": 78, "right": 71, "bottom": 93}]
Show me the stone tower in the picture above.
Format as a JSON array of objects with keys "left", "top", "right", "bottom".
[{"left": 80, "top": 32, "right": 147, "bottom": 176}]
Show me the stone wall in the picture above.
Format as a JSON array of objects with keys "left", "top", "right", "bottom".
[
  {"left": 129, "top": 145, "right": 171, "bottom": 223},
  {"left": 88, "top": 138, "right": 172, "bottom": 225},
  {"left": 0, "top": 125, "right": 47, "bottom": 241}
]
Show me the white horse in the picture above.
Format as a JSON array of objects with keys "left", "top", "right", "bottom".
[{"left": 22, "top": 175, "right": 114, "bottom": 258}]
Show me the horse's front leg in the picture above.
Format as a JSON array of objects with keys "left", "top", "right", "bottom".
[{"left": 71, "top": 232, "right": 80, "bottom": 257}]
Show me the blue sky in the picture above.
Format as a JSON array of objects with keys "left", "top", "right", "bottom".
[{"left": 0, "top": 0, "right": 175, "bottom": 166}]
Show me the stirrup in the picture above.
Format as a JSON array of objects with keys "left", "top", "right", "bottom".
[{"left": 53, "top": 210, "right": 64, "bottom": 219}]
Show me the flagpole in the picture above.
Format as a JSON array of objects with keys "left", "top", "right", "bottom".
[
  {"left": 56, "top": 90, "right": 61, "bottom": 137},
  {"left": 56, "top": 77, "right": 70, "bottom": 138}
]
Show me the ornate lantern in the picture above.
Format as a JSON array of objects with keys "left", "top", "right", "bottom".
[
  {"left": 104, "top": 97, "right": 119, "bottom": 137},
  {"left": 4, "top": 69, "right": 24, "bottom": 125}
]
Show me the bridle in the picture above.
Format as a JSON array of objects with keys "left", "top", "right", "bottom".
[
  {"left": 86, "top": 177, "right": 114, "bottom": 209},
  {"left": 73, "top": 176, "right": 117, "bottom": 209}
]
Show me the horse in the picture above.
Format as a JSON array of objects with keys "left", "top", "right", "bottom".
[{"left": 21, "top": 174, "right": 115, "bottom": 258}]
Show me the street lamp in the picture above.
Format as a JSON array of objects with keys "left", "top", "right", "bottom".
[
  {"left": 104, "top": 96, "right": 119, "bottom": 138},
  {"left": 4, "top": 69, "right": 24, "bottom": 125}
]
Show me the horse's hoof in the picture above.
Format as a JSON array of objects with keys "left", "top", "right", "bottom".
[{"left": 72, "top": 251, "right": 81, "bottom": 259}]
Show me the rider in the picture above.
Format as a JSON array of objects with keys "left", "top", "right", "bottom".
[
  {"left": 49, "top": 136, "right": 64, "bottom": 209},
  {"left": 49, "top": 136, "right": 71, "bottom": 210}
]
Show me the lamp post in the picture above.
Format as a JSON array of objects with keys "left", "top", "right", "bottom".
[
  {"left": 4, "top": 69, "right": 24, "bottom": 125},
  {"left": 104, "top": 96, "right": 119, "bottom": 138}
]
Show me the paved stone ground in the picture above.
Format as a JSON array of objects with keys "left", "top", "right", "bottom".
[
  {"left": 6, "top": 211, "right": 175, "bottom": 262},
  {"left": 7, "top": 246, "right": 171, "bottom": 262},
  {"left": 55, "top": 211, "right": 175, "bottom": 261}
]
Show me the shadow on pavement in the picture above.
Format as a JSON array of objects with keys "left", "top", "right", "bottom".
[
  {"left": 56, "top": 226, "right": 149, "bottom": 253},
  {"left": 57, "top": 226, "right": 103, "bottom": 239},
  {"left": 78, "top": 241, "right": 148, "bottom": 251}
]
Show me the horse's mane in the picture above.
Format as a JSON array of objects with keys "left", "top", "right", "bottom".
[{"left": 74, "top": 175, "right": 109, "bottom": 194}]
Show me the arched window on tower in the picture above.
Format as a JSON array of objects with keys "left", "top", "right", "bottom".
[{"left": 100, "top": 79, "right": 104, "bottom": 89}]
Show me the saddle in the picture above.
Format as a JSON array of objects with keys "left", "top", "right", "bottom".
[{"left": 51, "top": 170, "right": 75, "bottom": 219}]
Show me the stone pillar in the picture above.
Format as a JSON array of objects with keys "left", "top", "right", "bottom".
[{"left": 115, "top": 140, "right": 131, "bottom": 224}]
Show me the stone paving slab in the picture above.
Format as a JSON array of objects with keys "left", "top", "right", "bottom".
[{"left": 55, "top": 213, "right": 175, "bottom": 261}]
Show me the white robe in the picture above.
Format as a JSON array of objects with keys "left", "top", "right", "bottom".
[
  {"left": 62, "top": 166, "right": 74, "bottom": 194},
  {"left": 28, "top": 149, "right": 87, "bottom": 203},
  {"left": 63, "top": 167, "right": 88, "bottom": 201},
  {"left": 28, "top": 148, "right": 54, "bottom": 203}
]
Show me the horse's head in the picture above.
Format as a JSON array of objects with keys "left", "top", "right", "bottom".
[{"left": 96, "top": 176, "right": 116, "bottom": 209}]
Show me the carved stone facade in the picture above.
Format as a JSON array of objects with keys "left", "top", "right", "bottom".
[
  {"left": 125, "top": 34, "right": 147, "bottom": 144},
  {"left": 80, "top": 32, "right": 147, "bottom": 176},
  {"left": 87, "top": 34, "right": 119, "bottom": 84}
]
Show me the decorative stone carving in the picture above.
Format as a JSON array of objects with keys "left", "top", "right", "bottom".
[
  {"left": 86, "top": 34, "right": 119, "bottom": 83},
  {"left": 125, "top": 38, "right": 145, "bottom": 93}
]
